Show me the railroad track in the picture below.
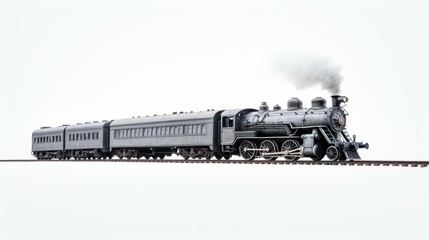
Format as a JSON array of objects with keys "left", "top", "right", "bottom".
[{"left": 0, "top": 159, "right": 428, "bottom": 167}]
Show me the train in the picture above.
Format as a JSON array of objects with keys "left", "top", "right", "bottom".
[{"left": 32, "top": 95, "right": 369, "bottom": 161}]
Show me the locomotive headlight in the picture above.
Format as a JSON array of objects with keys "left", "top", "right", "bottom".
[
  {"left": 339, "top": 96, "right": 349, "bottom": 103},
  {"left": 330, "top": 108, "right": 347, "bottom": 132}
]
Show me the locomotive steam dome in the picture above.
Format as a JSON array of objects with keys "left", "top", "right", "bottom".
[
  {"left": 287, "top": 98, "right": 303, "bottom": 111},
  {"left": 311, "top": 97, "right": 327, "bottom": 109}
]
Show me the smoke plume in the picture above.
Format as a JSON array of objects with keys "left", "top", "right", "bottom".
[{"left": 274, "top": 55, "right": 344, "bottom": 94}]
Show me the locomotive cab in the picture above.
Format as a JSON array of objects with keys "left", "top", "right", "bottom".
[{"left": 219, "top": 109, "right": 257, "bottom": 152}]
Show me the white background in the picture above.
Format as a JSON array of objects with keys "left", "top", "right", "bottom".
[
  {"left": 0, "top": 1, "right": 428, "bottom": 239},
  {"left": 0, "top": 163, "right": 428, "bottom": 240}
]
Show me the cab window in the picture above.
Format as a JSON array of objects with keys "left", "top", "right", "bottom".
[{"left": 222, "top": 117, "right": 234, "bottom": 128}]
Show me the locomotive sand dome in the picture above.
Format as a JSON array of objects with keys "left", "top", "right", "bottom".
[{"left": 32, "top": 95, "right": 368, "bottom": 161}]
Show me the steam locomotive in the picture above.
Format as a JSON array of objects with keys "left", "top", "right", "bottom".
[{"left": 32, "top": 95, "right": 368, "bottom": 161}]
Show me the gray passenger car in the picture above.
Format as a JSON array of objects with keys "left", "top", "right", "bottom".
[
  {"left": 110, "top": 111, "right": 223, "bottom": 159},
  {"left": 65, "top": 121, "right": 112, "bottom": 159},
  {"left": 32, "top": 126, "right": 66, "bottom": 159}
]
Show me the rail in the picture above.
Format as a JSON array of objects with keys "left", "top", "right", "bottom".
[{"left": 0, "top": 159, "right": 428, "bottom": 168}]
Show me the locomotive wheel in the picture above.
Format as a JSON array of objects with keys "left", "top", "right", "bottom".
[
  {"left": 223, "top": 154, "right": 232, "bottom": 160},
  {"left": 281, "top": 140, "right": 300, "bottom": 161},
  {"left": 145, "top": 156, "right": 150, "bottom": 160},
  {"left": 239, "top": 140, "right": 257, "bottom": 160},
  {"left": 159, "top": 155, "right": 165, "bottom": 160},
  {"left": 326, "top": 146, "right": 340, "bottom": 161},
  {"left": 260, "top": 140, "right": 278, "bottom": 161},
  {"left": 311, "top": 156, "right": 324, "bottom": 161}
]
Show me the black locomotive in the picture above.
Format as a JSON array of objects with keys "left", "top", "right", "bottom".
[{"left": 32, "top": 95, "right": 368, "bottom": 161}]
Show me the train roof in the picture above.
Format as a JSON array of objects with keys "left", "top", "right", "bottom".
[
  {"left": 32, "top": 126, "right": 67, "bottom": 135},
  {"left": 221, "top": 108, "right": 257, "bottom": 117},
  {"left": 66, "top": 121, "right": 111, "bottom": 131},
  {"left": 111, "top": 110, "right": 224, "bottom": 127}
]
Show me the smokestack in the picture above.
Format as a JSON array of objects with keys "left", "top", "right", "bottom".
[{"left": 331, "top": 95, "right": 348, "bottom": 107}]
